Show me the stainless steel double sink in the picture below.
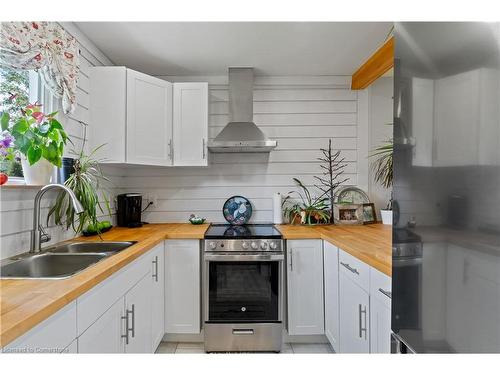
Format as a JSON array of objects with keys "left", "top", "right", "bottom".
[{"left": 0, "top": 241, "right": 137, "bottom": 279}]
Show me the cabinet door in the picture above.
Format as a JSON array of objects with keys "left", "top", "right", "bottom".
[
  {"left": 434, "top": 70, "right": 480, "bottom": 166},
  {"left": 89, "top": 67, "right": 127, "bottom": 163},
  {"left": 173, "top": 82, "right": 208, "bottom": 166},
  {"left": 78, "top": 299, "right": 125, "bottom": 353},
  {"left": 126, "top": 69, "right": 173, "bottom": 166},
  {"left": 323, "top": 241, "right": 340, "bottom": 352},
  {"left": 370, "top": 296, "right": 391, "bottom": 353},
  {"left": 287, "top": 240, "right": 324, "bottom": 335},
  {"left": 165, "top": 240, "right": 200, "bottom": 334},
  {"left": 150, "top": 244, "right": 165, "bottom": 351},
  {"left": 339, "top": 272, "right": 369, "bottom": 353},
  {"left": 125, "top": 274, "right": 153, "bottom": 353}
]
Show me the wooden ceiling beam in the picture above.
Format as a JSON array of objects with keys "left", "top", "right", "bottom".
[{"left": 351, "top": 36, "right": 394, "bottom": 90}]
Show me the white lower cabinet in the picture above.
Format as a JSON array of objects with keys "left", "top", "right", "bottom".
[
  {"left": 369, "top": 267, "right": 392, "bottom": 353},
  {"left": 323, "top": 241, "right": 340, "bottom": 352},
  {"left": 76, "top": 242, "right": 165, "bottom": 353},
  {"left": 339, "top": 271, "right": 370, "bottom": 353},
  {"left": 78, "top": 299, "right": 125, "bottom": 353},
  {"left": 164, "top": 240, "right": 201, "bottom": 334},
  {"left": 150, "top": 244, "right": 165, "bottom": 350},
  {"left": 124, "top": 274, "right": 153, "bottom": 353},
  {"left": 287, "top": 240, "right": 324, "bottom": 335}
]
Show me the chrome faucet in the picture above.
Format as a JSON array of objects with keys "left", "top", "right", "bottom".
[{"left": 30, "top": 184, "right": 84, "bottom": 253}]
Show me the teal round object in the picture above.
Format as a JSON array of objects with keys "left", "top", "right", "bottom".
[{"left": 222, "top": 196, "right": 253, "bottom": 225}]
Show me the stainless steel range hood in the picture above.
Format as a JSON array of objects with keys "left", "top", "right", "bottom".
[{"left": 208, "top": 68, "right": 277, "bottom": 153}]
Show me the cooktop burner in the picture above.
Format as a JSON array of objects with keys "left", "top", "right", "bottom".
[{"left": 204, "top": 224, "right": 283, "bottom": 239}]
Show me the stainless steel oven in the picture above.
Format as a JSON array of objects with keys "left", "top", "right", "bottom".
[{"left": 203, "top": 225, "right": 284, "bottom": 352}]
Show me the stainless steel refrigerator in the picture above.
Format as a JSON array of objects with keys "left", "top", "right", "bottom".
[{"left": 392, "top": 22, "right": 500, "bottom": 353}]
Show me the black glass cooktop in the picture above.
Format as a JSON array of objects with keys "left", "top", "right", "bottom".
[{"left": 204, "top": 224, "right": 283, "bottom": 239}]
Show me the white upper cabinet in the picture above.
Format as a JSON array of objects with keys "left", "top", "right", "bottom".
[
  {"left": 287, "top": 240, "right": 325, "bottom": 336},
  {"left": 412, "top": 68, "right": 500, "bottom": 167},
  {"left": 90, "top": 67, "right": 173, "bottom": 166},
  {"left": 126, "top": 69, "right": 173, "bottom": 166},
  {"left": 90, "top": 68, "right": 209, "bottom": 167},
  {"left": 173, "top": 82, "right": 209, "bottom": 166}
]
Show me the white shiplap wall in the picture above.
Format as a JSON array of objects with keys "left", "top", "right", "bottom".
[
  {"left": 118, "top": 75, "right": 369, "bottom": 224},
  {"left": 0, "top": 23, "right": 120, "bottom": 259}
]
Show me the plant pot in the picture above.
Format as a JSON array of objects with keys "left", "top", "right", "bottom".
[
  {"left": 380, "top": 209, "right": 393, "bottom": 225},
  {"left": 21, "top": 157, "right": 55, "bottom": 185}
]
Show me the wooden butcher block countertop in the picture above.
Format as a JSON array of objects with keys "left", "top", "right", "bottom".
[
  {"left": 0, "top": 223, "right": 208, "bottom": 347},
  {"left": 276, "top": 224, "right": 392, "bottom": 277}
]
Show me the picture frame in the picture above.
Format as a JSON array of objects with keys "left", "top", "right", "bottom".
[
  {"left": 362, "top": 203, "right": 377, "bottom": 224},
  {"left": 333, "top": 203, "right": 363, "bottom": 225}
]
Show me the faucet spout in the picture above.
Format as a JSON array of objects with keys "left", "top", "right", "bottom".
[{"left": 30, "top": 184, "right": 84, "bottom": 253}]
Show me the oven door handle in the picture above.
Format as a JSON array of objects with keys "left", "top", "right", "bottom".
[{"left": 204, "top": 253, "right": 285, "bottom": 262}]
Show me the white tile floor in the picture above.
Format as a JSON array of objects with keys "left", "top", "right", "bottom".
[{"left": 155, "top": 342, "right": 333, "bottom": 354}]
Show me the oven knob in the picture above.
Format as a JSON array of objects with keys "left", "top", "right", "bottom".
[
  {"left": 269, "top": 241, "right": 278, "bottom": 250},
  {"left": 260, "top": 242, "right": 268, "bottom": 250},
  {"left": 250, "top": 242, "right": 259, "bottom": 250},
  {"left": 241, "top": 242, "right": 249, "bottom": 250},
  {"left": 208, "top": 241, "right": 217, "bottom": 250}
]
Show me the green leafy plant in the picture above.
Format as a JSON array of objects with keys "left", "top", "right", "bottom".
[
  {"left": 282, "top": 178, "right": 330, "bottom": 225},
  {"left": 1, "top": 103, "right": 69, "bottom": 167},
  {"left": 370, "top": 138, "right": 393, "bottom": 209},
  {"left": 370, "top": 139, "right": 393, "bottom": 189},
  {"left": 48, "top": 143, "right": 111, "bottom": 234}
]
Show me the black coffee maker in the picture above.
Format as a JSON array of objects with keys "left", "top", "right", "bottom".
[{"left": 117, "top": 193, "right": 143, "bottom": 228}]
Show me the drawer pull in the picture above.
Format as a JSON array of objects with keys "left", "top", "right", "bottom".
[
  {"left": 232, "top": 329, "right": 254, "bottom": 335},
  {"left": 378, "top": 288, "right": 392, "bottom": 299},
  {"left": 340, "top": 262, "right": 359, "bottom": 275}
]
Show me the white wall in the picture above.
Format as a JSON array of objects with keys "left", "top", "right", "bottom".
[
  {"left": 116, "top": 75, "right": 373, "bottom": 224},
  {"left": 368, "top": 77, "right": 393, "bottom": 217},
  {"left": 0, "top": 23, "right": 119, "bottom": 260}
]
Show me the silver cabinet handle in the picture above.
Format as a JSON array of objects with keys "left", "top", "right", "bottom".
[
  {"left": 168, "top": 139, "right": 173, "bottom": 162},
  {"left": 232, "top": 329, "right": 254, "bottom": 335},
  {"left": 358, "top": 304, "right": 367, "bottom": 340},
  {"left": 121, "top": 312, "right": 129, "bottom": 344},
  {"left": 130, "top": 304, "right": 135, "bottom": 338},
  {"left": 202, "top": 138, "right": 206, "bottom": 159},
  {"left": 152, "top": 256, "right": 158, "bottom": 282},
  {"left": 340, "top": 262, "right": 359, "bottom": 275},
  {"left": 378, "top": 288, "right": 392, "bottom": 299},
  {"left": 289, "top": 249, "right": 293, "bottom": 271}
]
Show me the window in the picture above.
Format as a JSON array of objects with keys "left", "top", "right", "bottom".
[{"left": 0, "top": 67, "right": 42, "bottom": 182}]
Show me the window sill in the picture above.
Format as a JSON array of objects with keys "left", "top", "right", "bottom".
[{"left": 1, "top": 182, "right": 44, "bottom": 189}]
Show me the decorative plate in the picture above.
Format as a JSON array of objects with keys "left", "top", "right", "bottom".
[
  {"left": 223, "top": 196, "right": 253, "bottom": 225},
  {"left": 334, "top": 186, "right": 370, "bottom": 204}
]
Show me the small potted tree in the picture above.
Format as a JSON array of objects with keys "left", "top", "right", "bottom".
[{"left": 370, "top": 139, "right": 393, "bottom": 225}]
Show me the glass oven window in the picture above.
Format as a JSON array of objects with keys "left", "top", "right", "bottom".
[{"left": 208, "top": 261, "right": 279, "bottom": 322}]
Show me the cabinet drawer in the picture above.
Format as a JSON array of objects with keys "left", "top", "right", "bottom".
[
  {"left": 338, "top": 249, "right": 370, "bottom": 291},
  {"left": 370, "top": 267, "right": 392, "bottom": 309},
  {"left": 77, "top": 248, "right": 153, "bottom": 336}
]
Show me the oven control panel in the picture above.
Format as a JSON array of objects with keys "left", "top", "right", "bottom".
[{"left": 204, "top": 239, "right": 283, "bottom": 252}]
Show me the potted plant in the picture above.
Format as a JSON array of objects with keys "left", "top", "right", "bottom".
[
  {"left": 370, "top": 139, "right": 393, "bottom": 225},
  {"left": 282, "top": 178, "right": 330, "bottom": 225},
  {"left": 1, "top": 103, "right": 69, "bottom": 185},
  {"left": 48, "top": 143, "right": 112, "bottom": 235}
]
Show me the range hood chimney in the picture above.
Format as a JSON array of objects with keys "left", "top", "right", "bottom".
[{"left": 208, "top": 67, "right": 278, "bottom": 153}]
